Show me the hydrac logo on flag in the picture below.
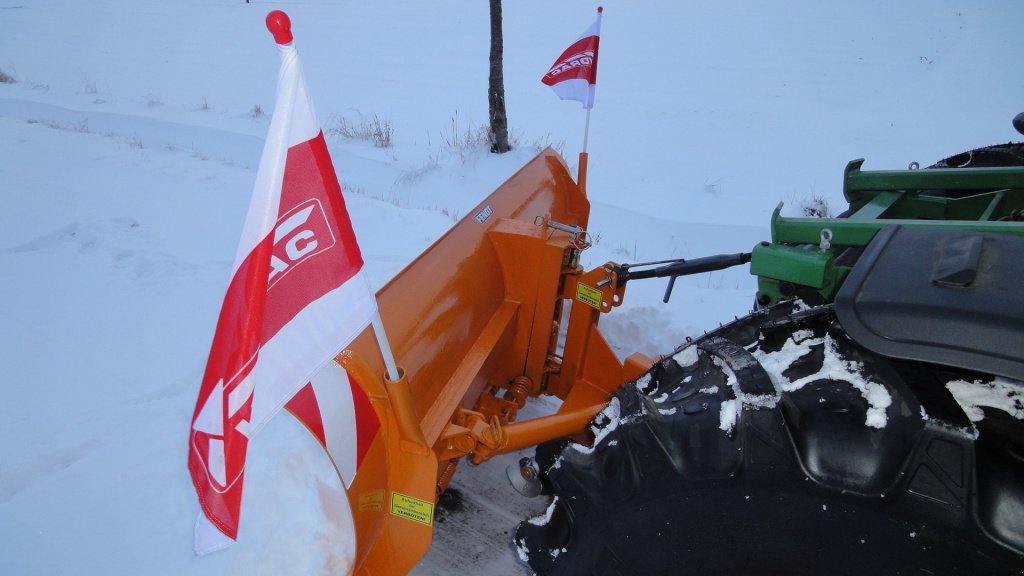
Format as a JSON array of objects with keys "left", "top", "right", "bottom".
[
  {"left": 189, "top": 11, "right": 377, "bottom": 555},
  {"left": 268, "top": 198, "right": 336, "bottom": 288},
  {"left": 541, "top": 7, "right": 603, "bottom": 109}
]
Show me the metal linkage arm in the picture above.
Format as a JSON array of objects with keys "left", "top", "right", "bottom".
[{"left": 612, "top": 252, "right": 752, "bottom": 303}]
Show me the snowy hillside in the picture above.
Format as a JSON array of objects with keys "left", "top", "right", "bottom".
[{"left": 1, "top": 1, "right": 1021, "bottom": 574}]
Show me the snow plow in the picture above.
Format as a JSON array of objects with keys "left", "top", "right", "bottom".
[
  {"left": 336, "top": 132, "right": 1024, "bottom": 574},
  {"left": 335, "top": 147, "right": 656, "bottom": 573}
]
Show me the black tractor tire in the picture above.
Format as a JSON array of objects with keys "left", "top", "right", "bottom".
[
  {"left": 929, "top": 142, "right": 1024, "bottom": 170},
  {"left": 515, "top": 302, "right": 1024, "bottom": 575},
  {"left": 919, "top": 142, "right": 1024, "bottom": 199}
]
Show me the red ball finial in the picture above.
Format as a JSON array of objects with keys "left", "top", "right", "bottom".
[
  {"left": 266, "top": 10, "right": 293, "bottom": 45},
  {"left": 597, "top": 6, "right": 603, "bottom": 13}
]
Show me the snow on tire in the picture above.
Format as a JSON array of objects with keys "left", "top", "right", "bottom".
[{"left": 515, "top": 301, "right": 1024, "bottom": 576}]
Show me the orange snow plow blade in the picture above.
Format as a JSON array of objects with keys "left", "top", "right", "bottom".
[{"left": 336, "top": 148, "right": 655, "bottom": 574}]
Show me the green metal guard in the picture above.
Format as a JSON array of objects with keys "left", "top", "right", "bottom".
[{"left": 753, "top": 159, "right": 1024, "bottom": 306}]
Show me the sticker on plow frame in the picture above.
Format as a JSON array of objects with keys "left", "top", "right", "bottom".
[
  {"left": 391, "top": 492, "right": 434, "bottom": 526},
  {"left": 576, "top": 283, "right": 603, "bottom": 310},
  {"left": 358, "top": 490, "right": 384, "bottom": 512},
  {"left": 474, "top": 204, "right": 493, "bottom": 225}
]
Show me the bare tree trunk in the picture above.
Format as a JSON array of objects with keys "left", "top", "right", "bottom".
[{"left": 488, "top": 0, "right": 511, "bottom": 153}]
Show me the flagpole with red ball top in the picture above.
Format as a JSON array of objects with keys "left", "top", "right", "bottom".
[
  {"left": 265, "top": 9, "right": 402, "bottom": 384},
  {"left": 190, "top": 8, "right": 411, "bottom": 558}
]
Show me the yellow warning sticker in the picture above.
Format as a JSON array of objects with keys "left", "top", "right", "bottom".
[
  {"left": 390, "top": 492, "right": 434, "bottom": 526},
  {"left": 576, "top": 283, "right": 603, "bottom": 310}
]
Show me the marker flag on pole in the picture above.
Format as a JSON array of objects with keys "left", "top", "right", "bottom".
[
  {"left": 541, "top": 6, "right": 602, "bottom": 109},
  {"left": 188, "top": 10, "right": 376, "bottom": 554}
]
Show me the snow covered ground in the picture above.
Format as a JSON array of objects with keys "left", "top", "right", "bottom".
[{"left": 1, "top": 0, "right": 1021, "bottom": 574}]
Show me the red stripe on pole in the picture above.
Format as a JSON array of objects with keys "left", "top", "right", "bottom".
[
  {"left": 285, "top": 383, "right": 328, "bottom": 447},
  {"left": 348, "top": 371, "right": 379, "bottom": 468}
]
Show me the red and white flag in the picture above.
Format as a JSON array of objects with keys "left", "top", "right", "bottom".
[
  {"left": 541, "top": 7, "right": 603, "bottom": 109},
  {"left": 188, "top": 11, "right": 376, "bottom": 554}
]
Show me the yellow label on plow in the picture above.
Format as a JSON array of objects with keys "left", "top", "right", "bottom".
[
  {"left": 390, "top": 492, "right": 434, "bottom": 526},
  {"left": 575, "top": 283, "right": 603, "bottom": 310}
]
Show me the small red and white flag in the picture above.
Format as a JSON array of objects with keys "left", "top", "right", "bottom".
[
  {"left": 541, "top": 6, "right": 602, "bottom": 109},
  {"left": 188, "top": 11, "right": 376, "bottom": 554}
]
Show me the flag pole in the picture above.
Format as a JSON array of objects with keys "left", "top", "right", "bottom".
[
  {"left": 578, "top": 107, "right": 592, "bottom": 195},
  {"left": 541, "top": 4, "right": 602, "bottom": 195},
  {"left": 268, "top": 9, "right": 401, "bottom": 384},
  {"left": 578, "top": 5, "right": 601, "bottom": 196},
  {"left": 371, "top": 311, "right": 401, "bottom": 382}
]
